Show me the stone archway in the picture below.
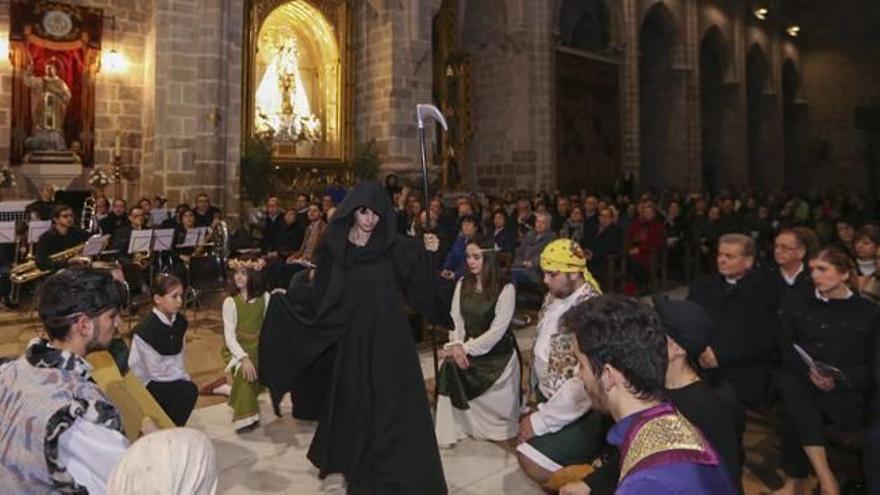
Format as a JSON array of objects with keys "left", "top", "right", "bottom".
[
  {"left": 639, "top": 3, "right": 682, "bottom": 191},
  {"left": 746, "top": 44, "right": 774, "bottom": 187},
  {"left": 555, "top": 0, "right": 620, "bottom": 194},
  {"left": 699, "top": 26, "right": 732, "bottom": 194}
]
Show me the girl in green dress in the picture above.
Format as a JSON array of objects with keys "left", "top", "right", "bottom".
[{"left": 221, "top": 258, "right": 269, "bottom": 433}]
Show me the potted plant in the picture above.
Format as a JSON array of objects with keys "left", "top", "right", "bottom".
[{"left": 241, "top": 137, "right": 272, "bottom": 203}]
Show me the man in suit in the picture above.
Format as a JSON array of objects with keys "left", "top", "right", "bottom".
[
  {"left": 687, "top": 233, "right": 779, "bottom": 406},
  {"left": 582, "top": 207, "right": 623, "bottom": 287},
  {"left": 260, "top": 196, "right": 285, "bottom": 255}
]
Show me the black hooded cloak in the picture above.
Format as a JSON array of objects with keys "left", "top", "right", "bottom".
[{"left": 259, "top": 181, "right": 447, "bottom": 494}]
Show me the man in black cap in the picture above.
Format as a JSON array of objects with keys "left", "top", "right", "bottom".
[{"left": 654, "top": 295, "right": 745, "bottom": 492}]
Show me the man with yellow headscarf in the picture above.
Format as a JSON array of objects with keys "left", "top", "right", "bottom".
[{"left": 516, "top": 239, "right": 608, "bottom": 488}]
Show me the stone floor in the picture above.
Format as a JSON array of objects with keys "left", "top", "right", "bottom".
[{"left": 0, "top": 289, "right": 822, "bottom": 494}]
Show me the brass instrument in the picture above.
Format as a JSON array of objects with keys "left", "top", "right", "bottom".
[
  {"left": 210, "top": 220, "right": 230, "bottom": 260},
  {"left": 10, "top": 243, "right": 87, "bottom": 284},
  {"left": 81, "top": 196, "right": 97, "bottom": 232}
]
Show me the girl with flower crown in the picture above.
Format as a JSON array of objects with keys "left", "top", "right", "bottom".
[{"left": 222, "top": 257, "right": 269, "bottom": 433}]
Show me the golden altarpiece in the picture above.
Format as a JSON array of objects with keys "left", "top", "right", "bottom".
[
  {"left": 243, "top": 0, "right": 353, "bottom": 175},
  {"left": 433, "top": 0, "right": 472, "bottom": 191}
]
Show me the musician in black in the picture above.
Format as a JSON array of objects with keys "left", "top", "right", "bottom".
[
  {"left": 34, "top": 206, "right": 90, "bottom": 272},
  {"left": 26, "top": 185, "right": 56, "bottom": 221},
  {"left": 99, "top": 198, "right": 128, "bottom": 237},
  {"left": 138, "top": 197, "right": 154, "bottom": 228},
  {"left": 260, "top": 196, "right": 284, "bottom": 255},
  {"left": 193, "top": 193, "right": 221, "bottom": 228},
  {"left": 110, "top": 206, "right": 149, "bottom": 298},
  {"left": 265, "top": 208, "right": 305, "bottom": 289}
]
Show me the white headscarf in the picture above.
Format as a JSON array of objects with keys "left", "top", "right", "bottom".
[{"left": 107, "top": 428, "right": 218, "bottom": 495}]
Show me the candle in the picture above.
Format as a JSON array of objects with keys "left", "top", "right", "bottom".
[{"left": 114, "top": 131, "right": 121, "bottom": 159}]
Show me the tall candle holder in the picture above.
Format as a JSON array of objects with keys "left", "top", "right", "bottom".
[{"left": 113, "top": 153, "right": 123, "bottom": 199}]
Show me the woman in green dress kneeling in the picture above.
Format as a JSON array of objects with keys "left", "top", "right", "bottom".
[
  {"left": 222, "top": 258, "right": 269, "bottom": 433},
  {"left": 435, "top": 236, "right": 520, "bottom": 447}
]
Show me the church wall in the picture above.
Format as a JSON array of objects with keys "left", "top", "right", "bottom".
[
  {"left": 0, "top": 0, "right": 241, "bottom": 217},
  {"left": 0, "top": 0, "right": 874, "bottom": 207},
  {"left": 147, "top": 0, "right": 242, "bottom": 213},
  {"left": 354, "top": 0, "right": 437, "bottom": 188},
  {"left": 0, "top": 0, "right": 152, "bottom": 199},
  {"left": 801, "top": 46, "right": 880, "bottom": 192},
  {"left": 458, "top": 0, "right": 555, "bottom": 192},
  {"left": 795, "top": 0, "right": 880, "bottom": 195}
]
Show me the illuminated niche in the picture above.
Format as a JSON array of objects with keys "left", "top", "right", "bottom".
[{"left": 246, "top": 0, "right": 351, "bottom": 163}]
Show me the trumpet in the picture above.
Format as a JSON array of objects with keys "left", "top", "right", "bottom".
[{"left": 10, "top": 243, "right": 88, "bottom": 284}]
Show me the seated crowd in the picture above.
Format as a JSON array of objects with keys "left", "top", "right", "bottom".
[{"left": 2, "top": 177, "right": 880, "bottom": 495}]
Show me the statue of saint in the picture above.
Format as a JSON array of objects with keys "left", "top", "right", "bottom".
[
  {"left": 24, "top": 59, "right": 71, "bottom": 152},
  {"left": 254, "top": 37, "right": 321, "bottom": 142}
]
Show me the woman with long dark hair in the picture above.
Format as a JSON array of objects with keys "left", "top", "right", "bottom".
[
  {"left": 775, "top": 247, "right": 880, "bottom": 495},
  {"left": 435, "top": 236, "right": 519, "bottom": 448}
]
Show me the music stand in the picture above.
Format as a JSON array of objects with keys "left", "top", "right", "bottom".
[
  {"left": 82, "top": 234, "right": 110, "bottom": 257},
  {"left": 178, "top": 230, "right": 200, "bottom": 248},
  {"left": 149, "top": 209, "right": 173, "bottom": 228},
  {"left": 128, "top": 230, "right": 154, "bottom": 257},
  {"left": 149, "top": 229, "right": 175, "bottom": 281},
  {"left": 152, "top": 229, "right": 174, "bottom": 252},
  {"left": 0, "top": 221, "right": 15, "bottom": 244},
  {"left": 27, "top": 220, "right": 52, "bottom": 244}
]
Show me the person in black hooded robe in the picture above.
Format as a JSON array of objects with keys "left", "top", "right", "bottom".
[{"left": 259, "top": 180, "right": 447, "bottom": 494}]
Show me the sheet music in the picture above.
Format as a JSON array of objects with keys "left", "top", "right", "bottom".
[
  {"left": 149, "top": 209, "right": 173, "bottom": 227},
  {"left": 152, "top": 229, "right": 175, "bottom": 252},
  {"left": 0, "top": 221, "right": 15, "bottom": 244},
  {"left": 178, "top": 229, "right": 200, "bottom": 248},
  {"left": 128, "top": 230, "right": 154, "bottom": 255},
  {"left": 793, "top": 344, "right": 846, "bottom": 381},
  {"left": 793, "top": 344, "right": 815, "bottom": 369},
  {"left": 27, "top": 220, "right": 52, "bottom": 244},
  {"left": 82, "top": 234, "right": 110, "bottom": 257}
]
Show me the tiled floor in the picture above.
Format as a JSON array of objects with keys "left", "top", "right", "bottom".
[
  {"left": 0, "top": 288, "right": 819, "bottom": 494},
  {"left": 191, "top": 395, "right": 542, "bottom": 494}
]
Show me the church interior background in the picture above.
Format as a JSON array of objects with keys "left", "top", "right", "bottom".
[
  {"left": 0, "top": 0, "right": 873, "bottom": 219},
  {"left": 0, "top": 1, "right": 877, "bottom": 493}
]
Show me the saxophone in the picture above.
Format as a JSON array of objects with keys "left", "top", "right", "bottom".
[{"left": 10, "top": 243, "right": 88, "bottom": 283}]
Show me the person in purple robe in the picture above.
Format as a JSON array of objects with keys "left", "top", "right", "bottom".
[{"left": 557, "top": 294, "right": 737, "bottom": 495}]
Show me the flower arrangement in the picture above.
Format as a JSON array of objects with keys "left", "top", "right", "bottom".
[
  {"left": 0, "top": 167, "right": 16, "bottom": 189},
  {"left": 88, "top": 168, "right": 113, "bottom": 188}
]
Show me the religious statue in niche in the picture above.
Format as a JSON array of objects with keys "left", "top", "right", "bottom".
[
  {"left": 9, "top": 0, "right": 103, "bottom": 168},
  {"left": 24, "top": 57, "right": 72, "bottom": 152},
  {"left": 255, "top": 36, "right": 322, "bottom": 143},
  {"left": 245, "top": 0, "right": 352, "bottom": 164}
]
